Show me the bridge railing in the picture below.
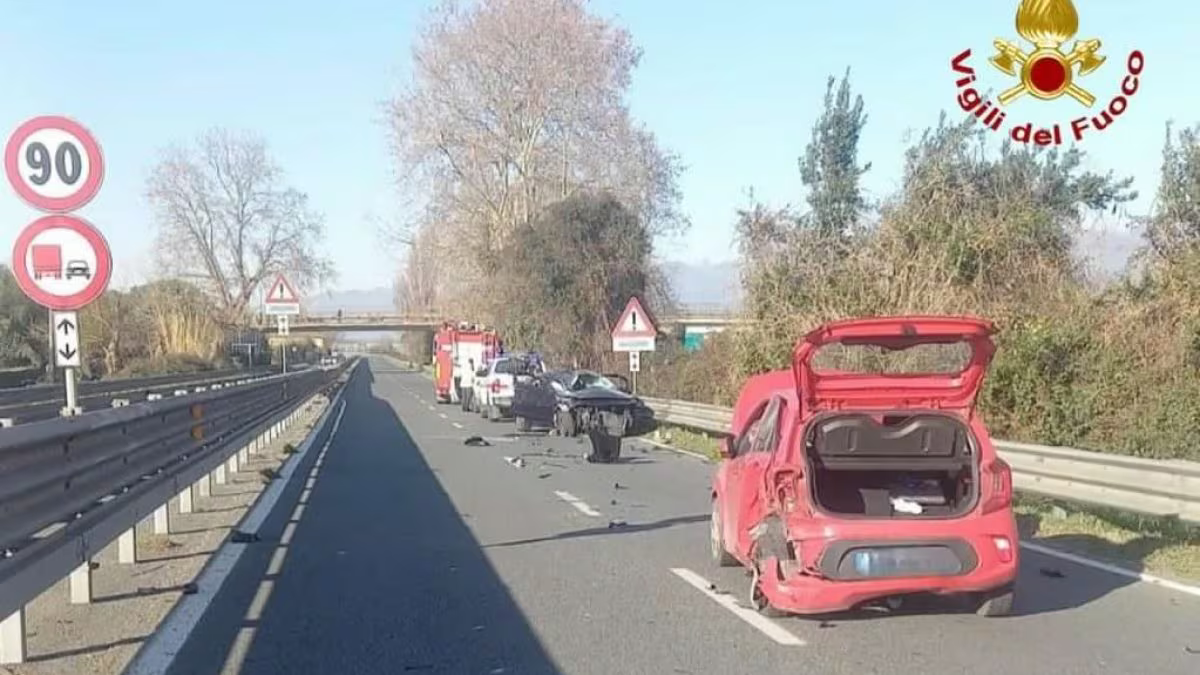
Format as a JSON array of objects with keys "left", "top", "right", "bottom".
[{"left": 287, "top": 304, "right": 743, "bottom": 324}]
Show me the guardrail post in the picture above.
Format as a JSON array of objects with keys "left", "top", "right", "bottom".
[
  {"left": 118, "top": 528, "right": 137, "bottom": 564},
  {"left": 227, "top": 452, "right": 240, "bottom": 474},
  {"left": 196, "top": 473, "right": 211, "bottom": 498},
  {"left": 0, "top": 608, "right": 25, "bottom": 664},
  {"left": 214, "top": 464, "right": 227, "bottom": 485},
  {"left": 238, "top": 444, "right": 250, "bottom": 464},
  {"left": 153, "top": 503, "right": 170, "bottom": 535},
  {"left": 69, "top": 561, "right": 92, "bottom": 604},
  {"left": 178, "top": 485, "right": 194, "bottom": 514}
]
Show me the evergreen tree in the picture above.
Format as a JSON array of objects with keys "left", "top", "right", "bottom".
[{"left": 798, "top": 68, "right": 871, "bottom": 241}]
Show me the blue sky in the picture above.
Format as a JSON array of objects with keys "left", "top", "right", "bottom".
[{"left": 0, "top": 1, "right": 1193, "bottom": 294}]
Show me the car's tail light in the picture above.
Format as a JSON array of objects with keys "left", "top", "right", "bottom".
[
  {"left": 981, "top": 458, "right": 1013, "bottom": 515},
  {"left": 992, "top": 536, "right": 1014, "bottom": 563},
  {"left": 490, "top": 379, "right": 502, "bottom": 393}
]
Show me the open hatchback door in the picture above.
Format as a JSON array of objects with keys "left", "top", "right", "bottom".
[{"left": 792, "top": 315, "right": 996, "bottom": 414}]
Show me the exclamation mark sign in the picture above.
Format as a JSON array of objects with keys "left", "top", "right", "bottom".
[{"left": 631, "top": 311, "right": 638, "bottom": 330}]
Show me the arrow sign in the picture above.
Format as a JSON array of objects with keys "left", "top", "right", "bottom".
[{"left": 51, "top": 310, "right": 81, "bottom": 367}]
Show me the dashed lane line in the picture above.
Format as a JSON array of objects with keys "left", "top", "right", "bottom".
[{"left": 553, "top": 490, "right": 602, "bottom": 517}]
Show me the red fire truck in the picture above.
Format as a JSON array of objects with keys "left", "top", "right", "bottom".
[{"left": 432, "top": 321, "right": 502, "bottom": 403}]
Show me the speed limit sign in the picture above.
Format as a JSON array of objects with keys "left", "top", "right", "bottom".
[{"left": 4, "top": 115, "right": 105, "bottom": 213}]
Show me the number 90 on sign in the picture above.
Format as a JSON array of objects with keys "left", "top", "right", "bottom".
[{"left": 4, "top": 116, "right": 105, "bottom": 213}]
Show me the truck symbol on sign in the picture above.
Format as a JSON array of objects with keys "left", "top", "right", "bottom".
[{"left": 32, "top": 245, "right": 62, "bottom": 280}]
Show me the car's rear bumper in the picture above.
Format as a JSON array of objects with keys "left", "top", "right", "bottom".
[{"left": 759, "top": 521, "right": 1019, "bottom": 614}]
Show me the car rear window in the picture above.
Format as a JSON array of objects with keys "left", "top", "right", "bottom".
[
  {"left": 493, "top": 359, "right": 524, "bottom": 375},
  {"left": 809, "top": 341, "right": 972, "bottom": 375}
]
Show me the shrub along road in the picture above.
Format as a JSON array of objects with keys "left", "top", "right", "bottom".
[{"left": 157, "top": 358, "right": 1200, "bottom": 675}]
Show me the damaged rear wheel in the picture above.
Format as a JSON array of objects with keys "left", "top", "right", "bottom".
[
  {"left": 710, "top": 498, "right": 738, "bottom": 567},
  {"left": 749, "top": 566, "right": 788, "bottom": 618}
]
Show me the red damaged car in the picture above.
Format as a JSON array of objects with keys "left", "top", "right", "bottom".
[{"left": 709, "top": 316, "right": 1018, "bottom": 617}]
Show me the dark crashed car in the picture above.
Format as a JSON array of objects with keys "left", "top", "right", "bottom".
[{"left": 511, "top": 370, "right": 657, "bottom": 461}]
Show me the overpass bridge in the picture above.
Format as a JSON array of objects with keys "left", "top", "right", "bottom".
[{"left": 278, "top": 303, "right": 745, "bottom": 334}]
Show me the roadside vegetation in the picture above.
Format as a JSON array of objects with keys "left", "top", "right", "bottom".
[
  {"left": 385, "top": 0, "right": 1200, "bottom": 466},
  {"left": 641, "top": 73, "right": 1200, "bottom": 466}
]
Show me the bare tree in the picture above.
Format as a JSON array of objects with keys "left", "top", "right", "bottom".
[
  {"left": 146, "top": 128, "right": 333, "bottom": 324},
  {"left": 393, "top": 226, "right": 440, "bottom": 314},
  {"left": 388, "top": 0, "right": 685, "bottom": 309}
]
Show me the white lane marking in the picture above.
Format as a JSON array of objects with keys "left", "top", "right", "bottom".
[
  {"left": 1020, "top": 541, "right": 1200, "bottom": 599},
  {"left": 452, "top": 422, "right": 464, "bottom": 429},
  {"left": 439, "top": 413, "right": 448, "bottom": 419},
  {"left": 670, "top": 568, "right": 806, "bottom": 646},
  {"left": 554, "top": 490, "right": 602, "bottom": 517},
  {"left": 125, "top": 398, "right": 347, "bottom": 674}
]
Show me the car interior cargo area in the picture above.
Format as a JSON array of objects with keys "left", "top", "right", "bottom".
[{"left": 806, "top": 412, "right": 978, "bottom": 518}]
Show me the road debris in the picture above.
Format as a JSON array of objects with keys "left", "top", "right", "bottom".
[
  {"left": 230, "top": 530, "right": 261, "bottom": 544},
  {"left": 464, "top": 435, "right": 491, "bottom": 446}
]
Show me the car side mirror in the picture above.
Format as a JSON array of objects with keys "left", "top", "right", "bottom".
[{"left": 718, "top": 438, "right": 734, "bottom": 460}]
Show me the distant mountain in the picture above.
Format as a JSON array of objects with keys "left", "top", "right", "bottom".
[
  {"left": 307, "top": 286, "right": 394, "bottom": 314},
  {"left": 1074, "top": 225, "right": 1142, "bottom": 280},
  {"left": 661, "top": 260, "right": 742, "bottom": 309},
  {"left": 310, "top": 231, "right": 1139, "bottom": 321}
]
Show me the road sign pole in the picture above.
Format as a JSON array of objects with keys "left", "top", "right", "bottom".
[
  {"left": 62, "top": 367, "right": 79, "bottom": 417},
  {"left": 45, "top": 310, "right": 56, "bottom": 385}
]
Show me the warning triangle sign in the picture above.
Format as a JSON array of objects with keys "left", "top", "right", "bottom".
[
  {"left": 611, "top": 296, "right": 657, "bottom": 338},
  {"left": 264, "top": 274, "right": 300, "bottom": 304}
]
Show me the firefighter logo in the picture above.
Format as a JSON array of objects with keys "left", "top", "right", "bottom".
[{"left": 989, "top": 0, "right": 1106, "bottom": 107}]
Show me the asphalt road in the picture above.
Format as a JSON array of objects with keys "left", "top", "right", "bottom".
[{"left": 160, "top": 358, "right": 1200, "bottom": 675}]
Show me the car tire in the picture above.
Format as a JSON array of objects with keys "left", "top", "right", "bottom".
[
  {"left": 749, "top": 566, "right": 788, "bottom": 618},
  {"left": 515, "top": 415, "right": 530, "bottom": 432},
  {"left": 975, "top": 588, "right": 1015, "bottom": 617},
  {"left": 710, "top": 498, "right": 738, "bottom": 567}
]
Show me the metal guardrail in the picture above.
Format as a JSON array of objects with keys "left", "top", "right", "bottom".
[
  {"left": 640, "top": 396, "right": 1200, "bottom": 524},
  {"left": 0, "top": 359, "right": 358, "bottom": 625},
  {"left": 0, "top": 366, "right": 281, "bottom": 425}
]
